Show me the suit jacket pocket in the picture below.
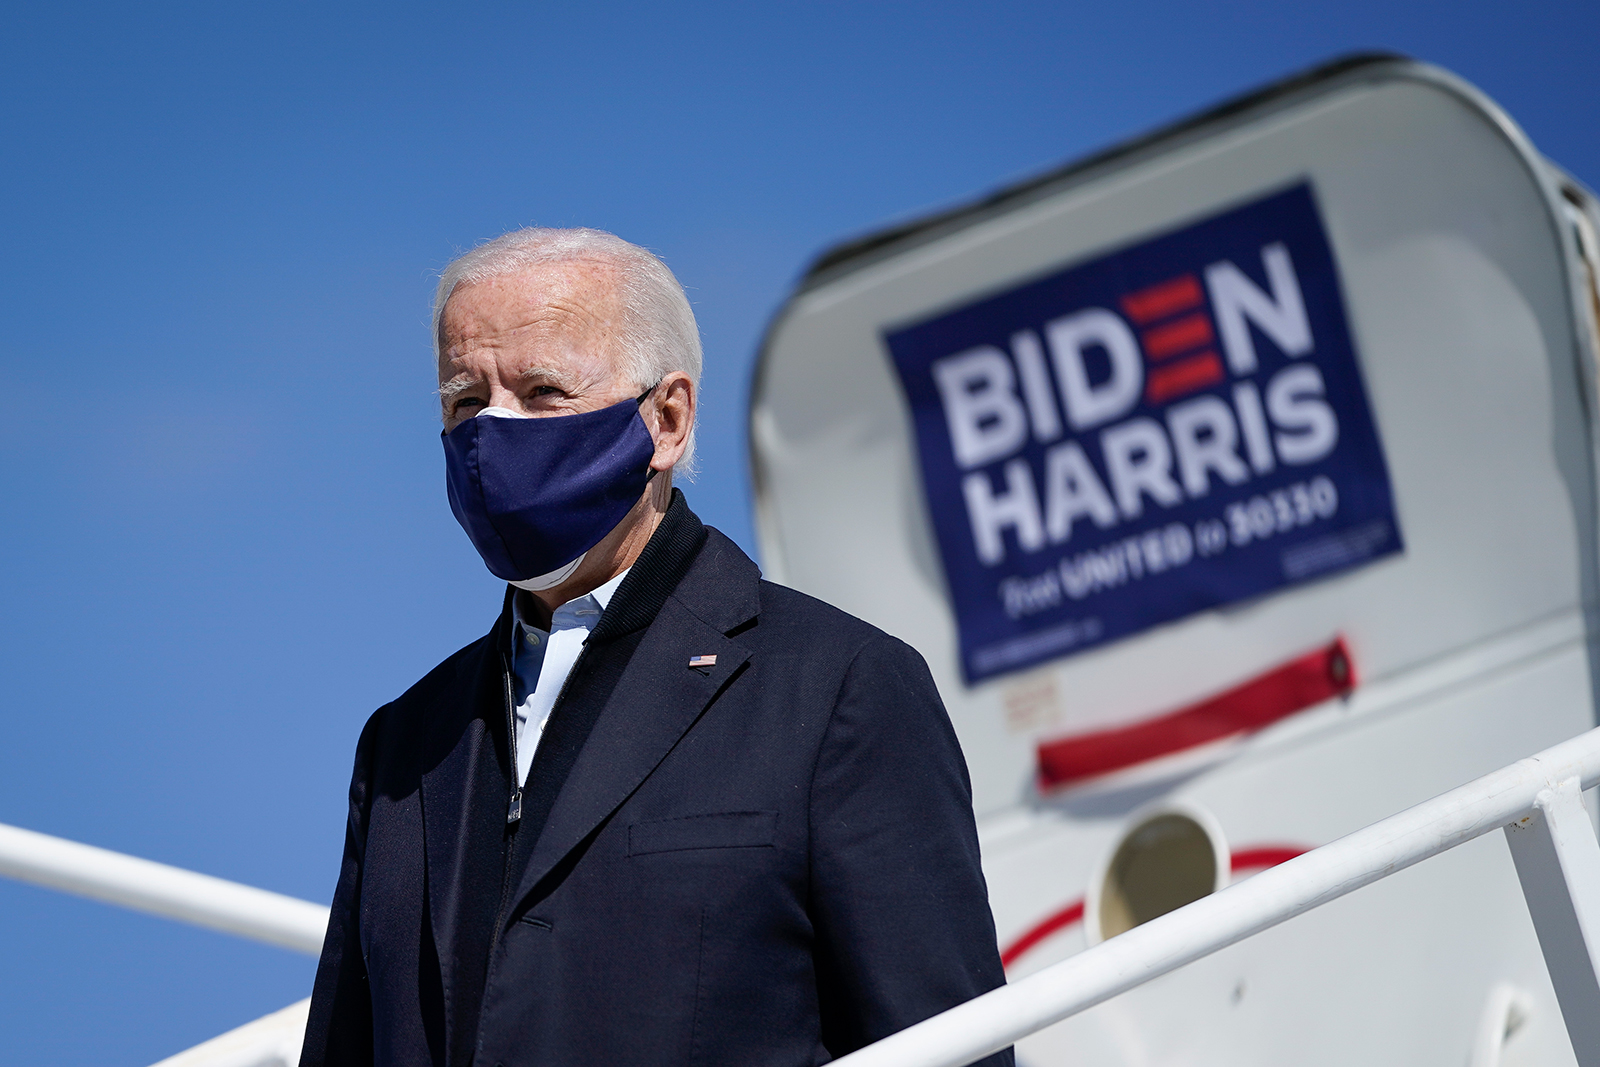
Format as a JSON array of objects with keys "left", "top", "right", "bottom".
[{"left": 628, "top": 811, "right": 778, "bottom": 856}]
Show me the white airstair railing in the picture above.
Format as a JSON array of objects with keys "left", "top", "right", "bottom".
[
  {"left": 0, "top": 821, "right": 328, "bottom": 954},
  {"left": 836, "top": 724, "right": 1600, "bottom": 1067},
  {"left": 5, "top": 726, "right": 1600, "bottom": 1067},
  {"left": 0, "top": 822, "right": 327, "bottom": 1067}
]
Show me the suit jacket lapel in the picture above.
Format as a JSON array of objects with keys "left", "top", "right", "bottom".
[
  {"left": 419, "top": 608, "right": 515, "bottom": 1065},
  {"left": 505, "top": 595, "right": 751, "bottom": 912}
]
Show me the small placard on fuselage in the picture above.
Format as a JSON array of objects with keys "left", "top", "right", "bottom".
[{"left": 885, "top": 183, "right": 1402, "bottom": 684}]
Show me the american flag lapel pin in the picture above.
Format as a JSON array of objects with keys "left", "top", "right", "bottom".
[{"left": 688, "top": 654, "right": 717, "bottom": 670}]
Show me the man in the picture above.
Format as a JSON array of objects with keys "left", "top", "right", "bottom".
[{"left": 300, "top": 228, "right": 1011, "bottom": 1067}]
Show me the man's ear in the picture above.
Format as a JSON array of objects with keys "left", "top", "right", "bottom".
[{"left": 649, "top": 372, "right": 695, "bottom": 472}]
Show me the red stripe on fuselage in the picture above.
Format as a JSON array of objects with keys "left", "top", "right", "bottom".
[
  {"left": 1036, "top": 638, "right": 1354, "bottom": 790},
  {"left": 998, "top": 845, "right": 1311, "bottom": 969}
]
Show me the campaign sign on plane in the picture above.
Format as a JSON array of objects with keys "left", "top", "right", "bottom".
[{"left": 885, "top": 183, "right": 1402, "bottom": 683}]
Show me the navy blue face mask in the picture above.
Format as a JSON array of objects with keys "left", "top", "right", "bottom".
[{"left": 442, "top": 390, "right": 657, "bottom": 586}]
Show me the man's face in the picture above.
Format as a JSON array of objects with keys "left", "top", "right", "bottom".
[{"left": 437, "top": 260, "right": 637, "bottom": 433}]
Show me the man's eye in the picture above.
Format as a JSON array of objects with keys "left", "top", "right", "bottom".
[
  {"left": 452, "top": 397, "right": 486, "bottom": 415},
  {"left": 530, "top": 386, "right": 561, "bottom": 397}
]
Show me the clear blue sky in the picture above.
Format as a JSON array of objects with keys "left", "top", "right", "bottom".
[{"left": 1, "top": 2, "right": 1596, "bottom": 1063}]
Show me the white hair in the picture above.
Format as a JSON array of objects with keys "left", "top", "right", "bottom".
[{"left": 433, "top": 227, "right": 703, "bottom": 474}]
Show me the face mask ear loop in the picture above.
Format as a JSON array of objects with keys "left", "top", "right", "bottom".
[{"left": 637, "top": 380, "right": 665, "bottom": 482}]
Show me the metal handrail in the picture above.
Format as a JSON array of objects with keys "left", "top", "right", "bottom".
[
  {"left": 148, "top": 998, "right": 311, "bottom": 1067},
  {"left": 7, "top": 730, "right": 1600, "bottom": 1066},
  {"left": 0, "top": 821, "right": 327, "bottom": 955},
  {"left": 834, "top": 725, "right": 1600, "bottom": 1067}
]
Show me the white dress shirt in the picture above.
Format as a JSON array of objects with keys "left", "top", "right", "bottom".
[{"left": 509, "top": 569, "right": 629, "bottom": 787}]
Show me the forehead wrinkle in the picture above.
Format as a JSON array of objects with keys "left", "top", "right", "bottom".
[
  {"left": 498, "top": 299, "right": 622, "bottom": 366},
  {"left": 439, "top": 300, "right": 618, "bottom": 375},
  {"left": 437, "top": 263, "right": 629, "bottom": 385},
  {"left": 446, "top": 262, "right": 622, "bottom": 338}
]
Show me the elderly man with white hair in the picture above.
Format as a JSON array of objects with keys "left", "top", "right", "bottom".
[{"left": 299, "top": 229, "right": 1011, "bottom": 1067}]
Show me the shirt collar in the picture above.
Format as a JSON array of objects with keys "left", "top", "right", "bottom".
[
  {"left": 512, "top": 567, "right": 630, "bottom": 636},
  {"left": 587, "top": 568, "right": 628, "bottom": 611}
]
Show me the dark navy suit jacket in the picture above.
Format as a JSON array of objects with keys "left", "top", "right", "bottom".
[{"left": 300, "top": 492, "right": 1012, "bottom": 1066}]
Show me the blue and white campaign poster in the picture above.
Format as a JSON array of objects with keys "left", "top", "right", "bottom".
[{"left": 886, "top": 184, "right": 1402, "bottom": 684}]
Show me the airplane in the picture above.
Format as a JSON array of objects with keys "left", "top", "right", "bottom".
[{"left": 750, "top": 49, "right": 1600, "bottom": 1067}]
